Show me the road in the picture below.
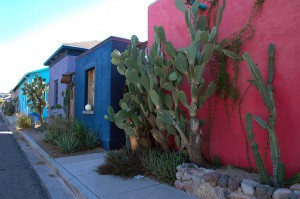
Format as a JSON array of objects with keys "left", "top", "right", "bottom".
[{"left": 0, "top": 115, "right": 49, "bottom": 199}]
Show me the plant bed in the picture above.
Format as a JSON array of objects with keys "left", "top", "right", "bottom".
[{"left": 20, "top": 128, "right": 104, "bottom": 158}]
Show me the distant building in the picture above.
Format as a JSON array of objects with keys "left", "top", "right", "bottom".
[
  {"left": 11, "top": 67, "right": 49, "bottom": 117},
  {"left": 44, "top": 40, "right": 99, "bottom": 119}
]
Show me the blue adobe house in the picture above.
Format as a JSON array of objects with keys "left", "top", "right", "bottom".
[
  {"left": 12, "top": 67, "right": 49, "bottom": 118},
  {"left": 74, "top": 36, "right": 132, "bottom": 150}
]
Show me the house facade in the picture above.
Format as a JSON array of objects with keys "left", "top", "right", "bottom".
[
  {"left": 74, "top": 36, "right": 131, "bottom": 150},
  {"left": 44, "top": 41, "right": 99, "bottom": 118},
  {"left": 12, "top": 67, "right": 49, "bottom": 118},
  {"left": 149, "top": 0, "right": 300, "bottom": 177}
]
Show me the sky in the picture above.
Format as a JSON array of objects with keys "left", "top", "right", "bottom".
[{"left": 0, "top": 0, "right": 156, "bottom": 93}]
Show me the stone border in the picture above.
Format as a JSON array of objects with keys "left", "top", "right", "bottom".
[{"left": 175, "top": 163, "right": 300, "bottom": 199}]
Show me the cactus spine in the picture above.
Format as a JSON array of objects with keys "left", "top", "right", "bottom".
[{"left": 243, "top": 43, "right": 285, "bottom": 187}]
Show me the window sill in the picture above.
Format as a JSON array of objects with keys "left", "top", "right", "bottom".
[{"left": 82, "top": 110, "right": 94, "bottom": 115}]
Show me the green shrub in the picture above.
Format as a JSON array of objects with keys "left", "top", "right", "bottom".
[
  {"left": 72, "top": 120, "right": 88, "bottom": 138},
  {"left": 2, "top": 101, "right": 15, "bottom": 116},
  {"left": 44, "top": 116, "right": 100, "bottom": 152},
  {"left": 43, "top": 130, "right": 59, "bottom": 143},
  {"left": 16, "top": 114, "right": 32, "bottom": 129},
  {"left": 97, "top": 149, "right": 187, "bottom": 184},
  {"left": 97, "top": 149, "right": 143, "bottom": 178},
  {"left": 141, "top": 150, "right": 187, "bottom": 184},
  {"left": 82, "top": 130, "right": 99, "bottom": 149},
  {"left": 55, "top": 133, "right": 80, "bottom": 153}
]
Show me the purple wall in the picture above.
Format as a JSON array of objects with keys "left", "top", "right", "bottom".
[{"left": 48, "top": 55, "right": 78, "bottom": 117}]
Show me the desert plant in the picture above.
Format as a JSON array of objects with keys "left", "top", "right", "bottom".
[
  {"left": 106, "top": 0, "right": 233, "bottom": 165},
  {"left": 50, "top": 82, "right": 74, "bottom": 118},
  {"left": 244, "top": 44, "right": 300, "bottom": 187},
  {"left": 55, "top": 133, "right": 80, "bottom": 153},
  {"left": 81, "top": 130, "right": 99, "bottom": 149},
  {"left": 21, "top": 74, "right": 48, "bottom": 125},
  {"left": 141, "top": 149, "right": 187, "bottom": 184},
  {"left": 44, "top": 116, "right": 99, "bottom": 152},
  {"left": 97, "top": 149, "right": 143, "bottom": 178},
  {"left": 16, "top": 114, "right": 32, "bottom": 129},
  {"left": 72, "top": 119, "right": 88, "bottom": 139},
  {"left": 44, "top": 130, "right": 59, "bottom": 143},
  {"left": 2, "top": 101, "right": 16, "bottom": 116}
]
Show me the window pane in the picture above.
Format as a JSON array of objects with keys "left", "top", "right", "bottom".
[{"left": 87, "top": 68, "right": 95, "bottom": 107}]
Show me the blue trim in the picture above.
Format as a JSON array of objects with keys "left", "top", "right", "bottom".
[
  {"left": 44, "top": 45, "right": 88, "bottom": 66},
  {"left": 12, "top": 67, "right": 49, "bottom": 91}
]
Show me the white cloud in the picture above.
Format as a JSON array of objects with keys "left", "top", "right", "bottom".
[{"left": 0, "top": 0, "right": 156, "bottom": 93}]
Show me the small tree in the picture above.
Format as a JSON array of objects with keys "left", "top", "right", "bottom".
[
  {"left": 21, "top": 74, "right": 48, "bottom": 125},
  {"left": 0, "top": 97, "right": 4, "bottom": 107}
]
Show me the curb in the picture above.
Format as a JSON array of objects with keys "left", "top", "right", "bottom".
[{"left": 17, "top": 130, "right": 99, "bottom": 199}]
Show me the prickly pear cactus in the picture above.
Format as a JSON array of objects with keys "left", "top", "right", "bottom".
[
  {"left": 106, "top": 0, "right": 231, "bottom": 165},
  {"left": 21, "top": 73, "right": 48, "bottom": 125}
]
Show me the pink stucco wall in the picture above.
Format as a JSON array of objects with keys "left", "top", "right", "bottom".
[{"left": 148, "top": 0, "right": 300, "bottom": 177}]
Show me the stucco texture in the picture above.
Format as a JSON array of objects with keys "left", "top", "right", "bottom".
[
  {"left": 48, "top": 55, "right": 78, "bottom": 117},
  {"left": 74, "top": 37, "right": 130, "bottom": 150},
  {"left": 148, "top": 0, "right": 300, "bottom": 177}
]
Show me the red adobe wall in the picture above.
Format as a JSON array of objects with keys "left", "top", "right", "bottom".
[{"left": 148, "top": 0, "right": 300, "bottom": 178}]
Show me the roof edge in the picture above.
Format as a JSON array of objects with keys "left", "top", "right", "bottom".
[
  {"left": 12, "top": 67, "right": 49, "bottom": 92},
  {"left": 75, "top": 36, "right": 133, "bottom": 61},
  {"left": 44, "top": 45, "right": 89, "bottom": 66}
]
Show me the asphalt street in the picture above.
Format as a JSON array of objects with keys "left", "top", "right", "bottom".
[{"left": 0, "top": 115, "right": 49, "bottom": 199}]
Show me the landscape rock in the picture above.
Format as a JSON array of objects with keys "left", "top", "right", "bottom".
[
  {"left": 241, "top": 179, "right": 260, "bottom": 195},
  {"left": 174, "top": 180, "right": 184, "bottom": 190},
  {"left": 176, "top": 163, "right": 198, "bottom": 172},
  {"left": 273, "top": 188, "right": 297, "bottom": 199},
  {"left": 203, "top": 172, "right": 221, "bottom": 187},
  {"left": 228, "top": 177, "right": 241, "bottom": 191},
  {"left": 191, "top": 174, "right": 203, "bottom": 186},
  {"left": 203, "top": 169, "right": 215, "bottom": 174},
  {"left": 214, "top": 186, "right": 231, "bottom": 199},
  {"left": 291, "top": 184, "right": 300, "bottom": 191},
  {"left": 194, "top": 182, "right": 215, "bottom": 199},
  {"left": 218, "top": 174, "right": 230, "bottom": 188},
  {"left": 182, "top": 170, "right": 193, "bottom": 181},
  {"left": 176, "top": 171, "right": 182, "bottom": 180},
  {"left": 294, "top": 190, "right": 300, "bottom": 198},
  {"left": 231, "top": 192, "right": 257, "bottom": 199},
  {"left": 183, "top": 181, "right": 194, "bottom": 193},
  {"left": 255, "top": 184, "right": 275, "bottom": 199}
]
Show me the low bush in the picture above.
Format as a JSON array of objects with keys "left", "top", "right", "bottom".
[
  {"left": 97, "top": 149, "right": 187, "bottom": 184},
  {"left": 16, "top": 114, "right": 32, "bottom": 129},
  {"left": 82, "top": 130, "right": 99, "bottom": 149},
  {"left": 55, "top": 133, "right": 80, "bottom": 153},
  {"left": 97, "top": 149, "right": 143, "bottom": 178},
  {"left": 2, "top": 101, "right": 15, "bottom": 116},
  {"left": 44, "top": 116, "right": 99, "bottom": 153}
]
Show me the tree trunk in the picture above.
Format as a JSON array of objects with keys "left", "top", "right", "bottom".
[{"left": 188, "top": 117, "right": 204, "bottom": 165}]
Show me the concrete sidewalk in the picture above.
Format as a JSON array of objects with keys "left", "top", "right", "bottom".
[{"left": 2, "top": 113, "right": 197, "bottom": 199}]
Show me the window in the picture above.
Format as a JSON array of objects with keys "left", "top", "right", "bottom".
[
  {"left": 86, "top": 68, "right": 95, "bottom": 108},
  {"left": 54, "top": 80, "right": 58, "bottom": 105}
]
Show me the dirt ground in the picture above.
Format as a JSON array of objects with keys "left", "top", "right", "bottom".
[{"left": 20, "top": 128, "right": 105, "bottom": 158}]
